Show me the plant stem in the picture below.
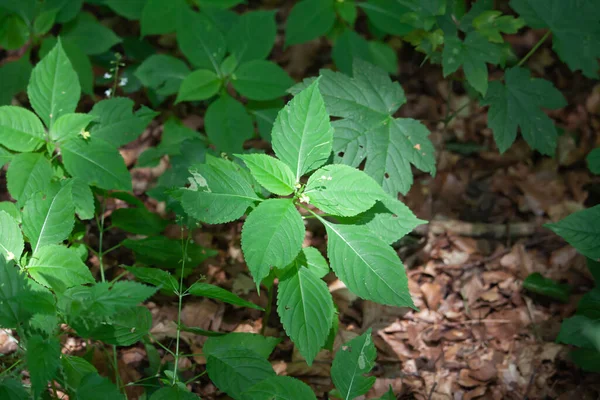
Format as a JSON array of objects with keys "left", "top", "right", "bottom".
[
  {"left": 97, "top": 195, "right": 107, "bottom": 283},
  {"left": 0, "top": 359, "right": 22, "bottom": 377},
  {"left": 517, "top": 31, "right": 551, "bottom": 68},
  {"left": 260, "top": 285, "right": 274, "bottom": 336},
  {"left": 172, "top": 228, "right": 191, "bottom": 386}
]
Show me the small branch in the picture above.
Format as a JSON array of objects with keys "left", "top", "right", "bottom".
[{"left": 517, "top": 31, "right": 551, "bottom": 68}]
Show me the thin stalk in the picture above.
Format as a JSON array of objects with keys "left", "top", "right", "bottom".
[
  {"left": 517, "top": 31, "right": 551, "bottom": 68},
  {"left": 113, "top": 345, "right": 122, "bottom": 391},
  {"left": 260, "top": 285, "right": 274, "bottom": 336},
  {"left": 184, "top": 370, "right": 207, "bottom": 385},
  {"left": 97, "top": 195, "right": 107, "bottom": 283},
  {"left": 172, "top": 228, "right": 191, "bottom": 386},
  {"left": 148, "top": 333, "right": 175, "bottom": 357},
  {"left": 0, "top": 359, "right": 22, "bottom": 377}
]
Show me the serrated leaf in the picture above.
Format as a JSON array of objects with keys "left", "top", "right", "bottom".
[
  {"left": 0, "top": 379, "right": 28, "bottom": 400},
  {"left": 473, "top": 10, "right": 525, "bottom": 43},
  {"left": 277, "top": 263, "right": 334, "bottom": 365},
  {"left": 301, "top": 247, "right": 330, "bottom": 278},
  {"left": 124, "top": 266, "right": 178, "bottom": 294},
  {"left": 27, "top": 335, "right": 61, "bottom": 398},
  {"left": 285, "top": 0, "right": 335, "bottom": 47},
  {"left": 242, "top": 199, "right": 305, "bottom": 286},
  {"left": 0, "top": 202, "right": 20, "bottom": 223},
  {"left": 359, "top": 0, "right": 414, "bottom": 36},
  {"left": 236, "top": 154, "right": 295, "bottom": 196},
  {"left": 27, "top": 245, "right": 94, "bottom": 292},
  {"left": 89, "top": 306, "right": 152, "bottom": 346},
  {"left": 22, "top": 183, "right": 74, "bottom": 254},
  {"left": 135, "top": 54, "right": 190, "bottom": 96},
  {"left": 60, "top": 355, "right": 98, "bottom": 391},
  {"left": 272, "top": 79, "right": 333, "bottom": 182},
  {"left": 545, "top": 205, "right": 600, "bottom": 260},
  {"left": 177, "top": 9, "right": 226, "bottom": 71},
  {"left": 204, "top": 332, "right": 280, "bottom": 359},
  {"left": 39, "top": 36, "right": 94, "bottom": 96},
  {"left": 242, "top": 376, "right": 317, "bottom": 400},
  {"left": 50, "top": 113, "right": 97, "bottom": 143},
  {"left": 227, "top": 10, "right": 276, "bottom": 65},
  {"left": 0, "top": 253, "right": 29, "bottom": 327},
  {"left": 0, "top": 106, "right": 45, "bottom": 152},
  {"left": 175, "top": 69, "right": 220, "bottom": 103},
  {"left": 70, "top": 178, "right": 94, "bottom": 220},
  {"left": 6, "top": 152, "right": 53, "bottom": 206},
  {"left": 62, "top": 12, "right": 121, "bottom": 55},
  {"left": 522, "top": 272, "right": 570, "bottom": 302},
  {"left": 89, "top": 97, "right": 155, "bottom": 147},
  {"left": 140, "top": 0, "right": 186, "bottom": 36},
  {"left": 205, "top": 95, "right": 254, "bottom": 153},
  {"left": 232, "top": 60, "right": 294, "bottom": 101},
  {"left": 181, "top": 158, "right": 261, "bottom": 224},
  {"left": 110, "top": 207, "right": 168, "bottom": 235},
  {"left": 319, "top": 218, "right": 414, "bottom": 308},
  {"left": 587, "top": 148, "right": 600, "bottom": 175},
  {"left": 331, "top": 329, "right": 376, "bottom": 400},
  {"left": 74, "top": 373, "right": 125, "bottom": 400},
  {"left": 27, "top": 38, "right": 80, "bottom": 129},
  {"left": 61, "top": 137, "right": 132, "bottom": 191},
  {"left": 188, "top": 282, "right": 264, "bottom": 310},
  {"left": 123, "top": 236, "right": 216, "bottom": 269},
  {"left": 150, "top": 386, "right": 198, "bottom": 400},
  {"left": 305, "top": 164, "right": 384, "bottom": 217}
]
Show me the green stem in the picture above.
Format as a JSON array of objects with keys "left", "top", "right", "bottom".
[
  {"left": 0, "top": 359, "right": 22, "bottom": 377},
  {"left": 148, "top": 333, "right": 175, "bottom": 357},
  {"left": 184, "top": 370, "right": 207, "bottom": 385},
  {"left": 260, "top": 285, "right": 274, "bottom": 336},
  {"left": 517, "top": 31, "right": 551, "bottom": 68},
  {"left": 97, "top": 195, "right": 107, "bottom": 283},
  {"left": 172, "top": 228, "right": 191, "bottom": 385}
]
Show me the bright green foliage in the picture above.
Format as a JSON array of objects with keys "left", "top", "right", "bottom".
[
  {"left": 236, "top": 154, "right": 296, "bottom": 196},
  {"left": 27, "top": 39, "right": 80, "bottom": 129},
  {"left": 587, "top": 148, "right": 600, "bottom": 174},
  {"left": 26, "top": 335, "right": 61, "bottom": 398},
  {"left": 272, "top": 79, "right": 333, "bottom": 182},
  {"left": 304, "top": 164, "right": 384, "bottom": 217},
  {"left": 522, "top": 272, "right": 570, "bottom": 302},
  {"left": 0, "top": 212, "right": 23, "bottom": 263},
  {"left": 241, "top": 199, "right": 305, "bottom": 286},
  {"left": 177, "top": 10, "right": 225, "bottom": 71},
  {"left": 0, "top": 256, "right": 29, "bottom": 328},
  {"left": 331, "top": 329, "right": 377, "bottom": 400},
  {"left": 481, "top": 67, "right": 566, "bottom": 155},
  {"left": 27, "top": 245, "right": 94, "bottom": 292},
  {"left": 301, "top": 247, "right": 330, "bottom": 278},
  {"left": 204, "top": 333, "right": 280, "bottom": 359},
  {"left": 205, "top": 95, "right": 254, "bottom": 153},
  {"left": 285, "top": 0, "right": 336, "bottom": 46},
  {"left": 510, "top": 0, "right": 600, "bottom": 78},
  {"left": 110, "top": 207, "right": 168, "bottom": 235},
  {"left": 227, "top": 11, "right": 276, "bottom": 65},
  {"left": 70, "top": 178, "right": 95, "bottom": 220},
  {"left": 6, "top": 153, "right": 52, "bottom": 206},
  {"left": 62, "top": 12, "right": 121, "bottom": 55},
  {"left": 91, "top": 306, "right": 153, "bottom": 346},
  {"left": 0, "top": 202, "right": 20, "bottom": 223},
  {"left": 175, "top": 69, "right": 221, "bottom": 103},
  {"left": 473, "top": 11, "right": 525, "bottom": 43},
  {"left": 75, "top": 373, "right": 125, "bottom": 399},
  {"left": 241, "top": 376, "right": 317, "bottom": 400},
  {"left": 60, "top": 355, "right": 98, "bottom": 391},
  {"left": 188, "top": 282, "right": 264, "bottom": 310},
  {"left": 277, "top": 258, "right": 334, "bottom": 365},
  {"left": 124, "top": 266, "right": 179, "bottom": 294},
  {"left": 232, "top": 60, "right": 294, "bottom": 101},
  {"left": 546, "top": 205, "right": 600, "bottom": 260},
  {"left": 50, "top": 113, "right": 97, "bottom": 143},
  {"left": 0, "top": 106, "right": 45, "bottom": 152},
  {"left": 39, "top": 36, "right": 94, "bottom": 96},
  {"left": 135, "top": 54, "right": 191, "bottom": 96}
]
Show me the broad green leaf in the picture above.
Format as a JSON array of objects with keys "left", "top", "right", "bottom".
[
  {"left": 332, "top": 30, "right": 373, "bottom": 76},
  {"left": 39, "top": 36, "right": 94, "bottom": 96},
  {"left": 509, "top": 0, "right": 600, "bottom": 78},
  {"left": 27, "top": 38, "right": 80, "bottom": 128},
  {"left": 241, "top": 199, "right": 305, "bottom": 286},
  {"left": 359, "top": 0, "right": 414, "bottom": 36},
  {"left": 578, "top": 288, "right": 600, "bottom": 320},
  {"left": 110, "top": 207, "right": 168, "bottom": 235},
  {"left": 320, "top": 218, "right": 414, "bottom": 308},
  {"left": 0, "top": 55, "right": 32, "bottom": 106},
  {"left": 60, "top": 355, "right": 98, "bottom": 391},
  {"left": 6, "top": 153, "right": 52, "bottom": 206},
  {"left": 272, "top": 79, "right": 333, "bottom": 182},
  {"left": 124, "top": 266, "right": 179, "bottom": 294},
  {"left": 89, "top": 97, "right": 155, "bottom": 146},
  {"left": 242, "top": 376, "right": 317, "bottom": 400},
  {"left": 0, "top": 13, "right": 28, "bottom": 50},
  {"left": 123, "top": 236, "right": 217, "bottom": 269},
  {"left": 481, "top": 67, "right": 566, "bottom": 155},
  {"left": 285, "top": 0, "right": 335, "bottom": 47},
  {"left": 588, "top": 259, "right": 600, "bottom": 285},
  {"left": 137, "top": 118, "right": 199, "bottom": 167},
  {"left": 104, "top": 0, "right": 145, "bottom": 20},
  {"left": 236, "top": 154, "right": 295, "bottom": 196},
  {"left": 0, "top": 251, "right": 28, "bottom": 327},
  {"left": 522, "top": 272, "right": 570, "bottom": 302},
  {"left": 70, "top": 178, "right": 94, "bottom": 220},
  {"left": 140, "top": 0, "right": 186, "bottom": 36},
  {"left": 226, "top": 11, "right": 276, "bottom": 65},
  {"left": 301, "top": 247, "right": 329, "bottom": 278},
  {"left": 175, "top": 69, "right": 220, "bottom": 103},
  {"left": 0, "top": 106, "right": 45, "bottom": 152},
  {"left": 150, "top": 386, "right": 198, "bottom": 400},
  {"left": 247, "top": 99, "right": 283, "bottom": 142},
  {"left": 0, "top": 379, "right": 28, "bottom": 400},
  {"left": 545, "top": 205, "right": 600, "bottom": 260},
  {"left": 204, "top": 95, "right": 253, "bottom": 154},
  {"left": 188, "top": 282, "right": 263, "bottom": 310},
  {"left": 61, "top": 137, "right": 132, "bottom": 191},
  {"left": 136, "top": 54, "right": 190, "bottom": 96},
  {"left": 335, "top": 0, "right": 357, "bottom": 25},
  {"left": 89, "top": 306, "right": 152, "bottom": 346},
  {"left": 0, "top": 202, "right": 20, "bottom": 223},
  {"left": 22, "top": 183, "right": 74, "bottom": 254},
  {"left": 181, "top": 157, "right": 261, "bottom": 224},
  {"left": 27, "top": 335, "right": 61, "bottom": 398},
  {"left": 587, "top": 148, "right": 600, "bottom": 175},
  {"left": 570, "top": 348, "right": 600, "bottom": 373},
  {"left": 472, "top": 11, "right": 525, "bottom": 43},
  {"left": 442, "top": 31, "right": 502, "bottom": 96},
  {"left": 232, "top": 60, "right": 294, "bottom": 101},
  {"left": 50, "top": 113, "right": 97, "bottom": 142},
  {"left": 305, "top": 164, "right": 383, "bottom": 217},
  {"left": 368, "top": 41, "right": 398, "bottom": 74},
  {"left": 53, "top": 0, "right": 82, "bottom": 23},
  {"left": 74, "top": 373, "right": 125, "bottom": 400},
  {"left": 62, "top": 12, "right": 121, "bottom": 55},
  {"left": 27, "top": 245, "right": 93, "bottom": 292},
  {"left": 197, "top": 0, "right": 243, "bottom": 7},
  {"left": 331, "top": 329, "right": 376, "bottom": 400},
  {"left": 277, "top": 263, "right": 334, "bottom": 365},
  {"left": 557, "top": 315, "right": 599, "bottom": 349},
  {"left": 204, "top": 332, "right": 280, "bottom": 359},
  {"left": 177, "top": 9, "right": 226, "bottom": 71},
  {"left": 0, "top": 146, "right": 12, "bottom": 168}
]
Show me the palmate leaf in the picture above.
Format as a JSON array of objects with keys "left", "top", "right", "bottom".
[
  {"left": 285, "top": 0, "right": 335, "bottom": 47},
  {"left": 545, "top": 205, "right": 600, "bottom": 260},
  {"left": 27, "top": 335, "right": 61, "bottom": 398},
  {"left": 242, "top": 199, "right": 305, "bottom": 286},
  {"left": 272, "top": 78, "right": 334, "bottom": 182},
  {"left": 0, "top": 106, "right": 45, "bottom": 152},
  {"left": 241, "top": 376, "right": 317, "bottom": 400},
  {"left": 188, "top": 282, "right": 264, "bottom": 310},
  {"left": 331, "top": 329, "right": 376, "bottom": 400},
  {"left": 27, "top": 245, "right": 94, "bottom": 292},
  {"left": 6, "top": 152, "right": 53, "bottom": 206},
  {"left": 236, "top": 154, "right": 296, "bottom": 196},
  {"left": 481, "top": 67, "right": 566, "bottom": 155}
]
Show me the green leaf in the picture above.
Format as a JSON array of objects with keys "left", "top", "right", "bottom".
[
  {"left": 124, "top": 266, "right": 179, "bottom": 294},
  {"left": 301, "top": 247, "right": 330, "bottom": 278},
  {"left": 578, "top": 288, "right": 600, "bottom": 320},
  {"left": 0, "top": 55, "right": 32, "bottom": 106},
  {"left": 481, "top": 67, "right": 566, "bottom": 155},
  {"left": 285, "top": 0, "right": 335, "bottom": 47},
  {"left": 89, "top": 97, "right": 155, "bottom": 147},
  {"left": 61, "top": 137, "right": 132, "bottom": 191},
  {"left": 62, "top": 12, "right": 121, "bottom": 55},
  {"left": 104, "top": 0, "right": 145, "bottom": 20},
  {"left": 359, "top": 0, "right": 414, "bottom": 36},
  {"left": 368, "top": 41, "right": 398, "bottom": 74},
  {"left": 232, "top": 60, "right": 294, "bottom": 101},
  {"left": 545, "top": 205, "right": 600, "bottom": 260},
  {"left": 181, "top": 157, "right": 261, "bottom": 224},
  {"left": 6, "top": 153, "right": 53, "bottom": 206},
  {"left": 27, "top": 245, "right": 94, "bottom": 292},
  {"left": 140, "top": 0, "right": 185, "bottom": 36},
  {"left": 0, "top": 211, "right": 23, "bottom": 263},
  {"left": 522, "top": 272, "right": 570, "bottom": 303},
  {"left": 0, "top": 13, "right": 29, "bottom": 50},
  {"left": 22, "top": 183, "right": 75, "bottom": 254},
  {"left": 227, "top": 10, "right": 276, "bottom": 65},
  {"left": 0, "top": 202, "right": 20, "bottom": 223},
  {"left": 472, "top": 10, "right": 525, "bottom": 43},
  {"left": 236, "top": 154, "right": 295, "bottom": 196},
  {"left": 175, "top": 69, "right": 220, "bottom": 103},
  {"left": 39, "top": 36, "right": 94, "bottom": 96},
  {"left": 247, "top": 99, "right": 283, "bottom": 142},
  {"left": 570, "top": 348, "right": 600, "bottom": 373},
  {"left": 188, "top": 282, "right": 264, "bottom": 310},
  {"left": 305, "top": 164, "right": 383, "bottom": 217},
  {"left": 557, "top": 315, "right": 599, "bottom": 349},
  {"left": 509, "top": 0, "right": 600, "bottom": 78},
  {"left": 74, "top": 373, "right": 125, "bottom": 400},
  {"left": 135, "top": 54, "right": 190, "bottom": 96},
  {"left": 70, "top": 178, "right": 95, "bottom": 220},
  {"left": 319, "top": 218, "right": 415, "bottom": 308},
  {"left": 177, "top": 9, "right": 225, "bottom": 71},
  {"left": 0, "top": 106, "right": 45, "bottom": 152},
  {"left": 180, "top": 324, "right": 226, "bottom": 337},
  {"left": 241, "top": 199, "right": 305, "bottom": 286},
  {"left": 204, "top": 95, "right": 254, "bottom": 154},
  {"left": 0, "top": 146, "right": 11, "bottom": 169},
  {"left": 110, "top": 207, "right": 168, "bottom": 235},
  {"left": 89, "top": 306, "right": 153, "bottom": 346},
  {"left": 277, "top": 262, "right": 334, "bottom": 365},
  {"left": 123, "top": 236, "right": 217, "bottom": 269},
  {"left": 331, "top": 329, "right": 376, "bottom": 400},
  {"left": 272, "top": 79, "right": 333, "bottom": 182},
  {"left": 150, "top": 386, "right": 198, "bottom": 400},
  {"left": 60, "top": 355, "right": 98, "bottom": 392},
  {"left": 442, "top": 31, "right": 502, "bottom": 96},
  {"left": 204, "top": 332, "right": 280, "bottom": 359},
  {"left": 242, "top": 376, "right": 317, "bottom": 400},
  {"left": 27, "top": 335, "right": 61, "bottom": 398},
  {"left": 27, "top": 38, "right": 80, "bottom": 129},
  {"left": 0, "top": 251, "right": 29, "bottom": 327},
  {"left": 374, "top": 386, "right": 396, "bottom": 400},
  {"left": 0, "top": 379, "right": 28, "bottom": 400},
  {"left": 587, "top": 148, "right": 600, "bottom": 175},
  {"left": 50, "top": 113, "right": 97, "bottom": 143}
]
